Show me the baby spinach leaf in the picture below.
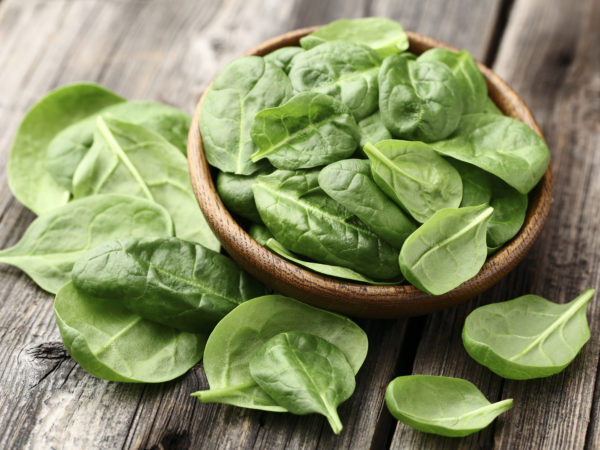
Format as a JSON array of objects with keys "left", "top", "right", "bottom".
[
  {"left": 462, "top": 288, "right": 595, "bottom": 379},
  {"left": 72, "top": 117, "right": 219, "bottom": 251},
  {"left": 46, "top": 101, "right": 191, "bottom": 190},
  {"left": 264, "top": 46, "right": 304, "bottom": 73},
  {"left": 250, "top": 92, "right": 360, "bottom": 169},
  {"left": 319, "top": 158, "right": 415, "bottom": 248},
  {"left": 385, "top": 375, "right": 513, "bottom": 437},
  {"left": 252, "top": 169, "right": 401, "bottom": 280},
  {"left": 399, "top": 204, "right": 494, "bottom": 295},
  {"left": 378, "top": 54, "right": 462, "bottom": 141},
  {"left": 450, "top": 159, "right": 493, "bottom": 207},
  {"left": 357, "top": 111, "right": 392, "bottom": 148},
  {"left": 418, "top": 49, "right": 487, "bottom": 114},
  {"left": 8, "top": 83, "right": 124, "bottom": 214},
  {"left": 0, "top": 194, "right": 173, "bottom": 294},
  {"left": 248, "top": 223, "right": 273, "bottom": 246},
  {"left": 483, "top": 97, "right": 504, "bottom": 115},
  {"left": 192, "top": 295, "right": 368, "bottom": 411},
  {"left": 288, "top": 41, "right": 382, "bottom": 120},
  {"left": 54, "top": 282, "right": 205, "bottom": 383},
  {"left": 265, "top": 237, "right": 402, "bottom": 285},
  {"left": 299, "top": 18, "right": 409, "bottom": 58},
  {"left": 200, "top": 56, "right": 292, "bottom": 175},
  {"left": 217, "top": 170, "right": 266, "bottom": 223},
  {"left": 431, "top": 113, "right": 551, "bottom": 194},
  {"left": 249, "top": 331, "right": 355, "bottom": 434},
  {"left": 72, "top": 237, "right": 265, "bottom": 334},
  {"left": 363, "top": 141, "right": 463, "bottom": 223}
]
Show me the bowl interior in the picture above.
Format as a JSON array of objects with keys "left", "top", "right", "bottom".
[{"left": 187, "top": 27, "right": 552, "bottom": 318}]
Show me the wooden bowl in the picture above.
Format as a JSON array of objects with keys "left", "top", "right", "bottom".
[{"left": 188, "top": 27, "right": 552, "bottom": 318}]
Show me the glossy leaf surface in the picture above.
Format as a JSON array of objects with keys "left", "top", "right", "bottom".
[
  {"left": 264, "top": 46, "right": 304, "bottom": 73},
  {"left": 357, "top": 111, "right": 392, "bottom": 147},
  {"left": 217, "top": 170, "right": 266, "bottom": 223}
]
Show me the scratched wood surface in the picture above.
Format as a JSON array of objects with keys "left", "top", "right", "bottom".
[{"left": 0, "top": 0, "right": 598, "bottom": 449}]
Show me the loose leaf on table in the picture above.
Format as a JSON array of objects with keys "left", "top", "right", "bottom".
[
  {"left": 462, "top": 288, "right": 595, "bottom": 379},
  {"left": 72, "top": 117, "right": 219, "bottom": 251},
  {"left": 192, "top": 295, "right": 368, "bottom": 411},
  {"left": 200, "top": 56, "right": 292, "bottom": 175},
  {"left": 357, "top": 111, "right": 392, "bottom": 148},
  {"left": 288, "top": 41, "right": 381, "bottom": 120},
  {"left": 54, "top": 282, "right": 205, "bottom": 383},
  {"left": 252, "top": 169, "right": 401, "bottom": 280},
  {"left": 264, "top": 46, "right": 304, "bottom": 73},
  {"left": 249, "top": 331, "right": 356, "bottom": 434},
  {"left": 363, "top": 141, "right": 463, "bottom": 223},
  {"left": 418, "top": 49, "right": 487, "bottom": 114},
  {"left": 250, "top": 92, "right": 360, "bottom": 169},
  {"left": 319, "top": 158, "right": 415, "bottom": 248},
  {"left": 8, "top": 83, "right": 124, "bottom": 214},
  {"left": 385, "top": 375, "right": 513, "bottom": 437},
  {"left": 399, "top": 204, "right": 494, "bottom": 295},
  {"left": 378, "top": 54, "right": 462, "bottom": 141},
  {"left": 72, "top": 237, "right": 265, "bottom": 334},
  {"left": 217, "top": 170, "right": 267, "bottom": 223},
  {"left": 47, "top": 101, "right": 191, "bottom": 190},
  {"left": 431, "top": 113, "right": 550, "bottom": 194},
  {"left": 299, "top": 17, "right": 409, "bottom": 58},
  {"left": 0, "top": 194, "right": 173, "bottom": 294}
]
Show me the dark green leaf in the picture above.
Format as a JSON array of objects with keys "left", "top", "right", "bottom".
[
  {"left": 357, "top": 111, "right": 392, "bottom": 148},
  {"left": 217, "top": 170, "right": 266, "bottom": 223}
]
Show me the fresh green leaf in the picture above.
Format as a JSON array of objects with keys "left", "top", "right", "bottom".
[
  {"left": 483, "top": 97, "right": 504, "bottom": 115},
  {"left": 250, "top": 92, "right": 360, "bottom": 169},
  {"left": 357, "top": 111, "right": 392, "bottom": 148},
  {"left": 54, "top": 282, "right": 205, "bottom": 382},
  {"left": 385, "top": 375, "right": 513, "bottom": 437},
  {"left": 399, "top": 204, "right": 494, "bottom": 295},
  {"left": 72, "top": 237, "right": 265, "bottom": 334},
  {"left": 0, "top": 194, "right": 173, "bottom": 293},
  {"left": 8, "top": 83, "right": 124, "bottom": 214},
  {"left": 264, "top": 46, "right": 304, "bottom": 73},
  {"left": 462, "top": 288, "right": 595, "bottom": 379},
  {"left": 72, "top": 117, "right": 219, "bottom": 251},
  {"left": 363, "top": 141, "right": 463, "bottom": 223},
  {"left": 450, "top": 159, "right": 493, "bottom": 207},
  {"left": 249, "top": 331, "right": 355, "bottom": 434},
  {"left": 200, "top": 56, "right": 292, "bottom": 175},
  {"left": 192, "top": 295, "right": 367, "bottom": 411},
  {"left": 248, "top": 223, "right": 273, "bottom": 246},
  {"left": 217, "top": 170, "right": 267, "bottom": 223}
]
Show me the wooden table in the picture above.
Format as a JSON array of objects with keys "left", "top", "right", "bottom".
[{"left": 0, "top": 0, "right": 598, "bottom": 448}]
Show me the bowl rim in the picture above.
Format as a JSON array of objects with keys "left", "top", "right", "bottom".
[{"left": 187, "top": 26, "right": 553, "bottom": 318}]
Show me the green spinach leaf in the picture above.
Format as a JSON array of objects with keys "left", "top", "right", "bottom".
[
  {"left": 249, "top": 331, "right": 355, "bottom": 434},
  {"left": 72, "top": 117, "right": 219, "bottom": 251},
  {"left": 483, "top": 97, "right": 504, "bottom": 115},
  {"left": 200, "top": 56, "right": 292, "bottom": 175},
  {"left": 264, "top": 46, "right": 304, "bottom": 73},
  {"left": 248, "top": 223, "right": 273, "bottom": 246},
  {"left": 0, "top": 194, "right": 173, "bottom": 293},
  {"left": 385, "top": 375, "right": 513, "bottom": 437},
  {"left": 192, "top": 295, "right": 367, "bottom": 411},
  {"left": 357, "top": 111, "right": 392, "bottom": 148},
  {"left": 8, "top": 83, "right": 124, "bottom": 214},
  {"left": 217, "top": 170, "right": 266, "bottom": 223},
  {"left": 54, "top": 282, "right": 205, "bottom": 382},
  {"left": 72, "top": 237, "right": 265, "bottom": 334},
  {"left": 462, "top": 288, "right": 595, "bottom": 379},
  {"left": 364, "top": 141, "right": 463, "bottom": 223},
  {"left": 399, "top": 204, "right": 493, "bottom": 295}
]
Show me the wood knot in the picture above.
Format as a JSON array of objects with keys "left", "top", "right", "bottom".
[{"left": 28, "top": 342, "right": 69, "bottom": 361}]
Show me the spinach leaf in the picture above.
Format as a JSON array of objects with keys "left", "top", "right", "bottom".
[
  {"left": 487, "top": 177, "right": 528, "bottom": 248},
  {"left": 264, "top": 46, "right": 304, "bottom": 73},
  {"left": 0, "top": 194, "right": 173, "bottom": 294},
  {"left": 357, "top": 111, "right": 392, "bottom": 148},
  {"left": 249, "top": 331, "right": 355, "bottom": 434},
  {"left": 378, "top": 54, "right": 462, "bottom": 141},
  {"left": 385, "top": 375, "right": 513, "bottom": 437},
  {"left": 431, "top": 113, "right": 550, "bottom": 194},
  {"left": 54, "top": 282, "right": 205, "bottom": 382},
  {"left": 252, "top": 169, "right": 401, "bottom": 280},
  {"left": 462, "top": 288, "right": 595, "bottom": 379},
  {"left": 72, "top": 117, "right": 219, "bottom": 251},
  {"left": 319, "top": 158, "right": 415, "bottom": 248},
  {"left": 450, "top": 159, "right": 493, "bottom": 207},
  {"left": 250, "top": 92, "right": 360, "bottom": 169},
  {"left": 399, "top": 204, "right": 494, "bottom": 295},
  {"left": 265, "top": 238, "right": 402, "bottom": 285},
  {"left": 483, "top": 97, "right": 504, "bottom": 115},
  {"left": 192, "top": 295, "right": 368, "bottom": 411},
  {"left": 363, "top": 141, "right": 463, "bottom": 223},
  {"left": 200, "top": 56, "right": 292, "bottom": 175},
  {"left": 299, "top": 18, "right": 409, "bottom": 58},
  {"left": 288, "top": 41, "right": 381, "bottom": 120},
  {"left": 46, "top": 101, "right": 191, "bottom": 190},
  {"left": 248, "top": 223, "right": 273, "bottom": 246},
  {"left": 217, "top": 170, "right": 266, "bottom": 223},
  {"left": 72, "top": 237, "right": 265, "bottom": 334},
  {"left": 8, "top": 83, "right": 124, "bottom": 214},
  {"left": 418, "top": 49, "right": 487, "bottom": 114}
]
